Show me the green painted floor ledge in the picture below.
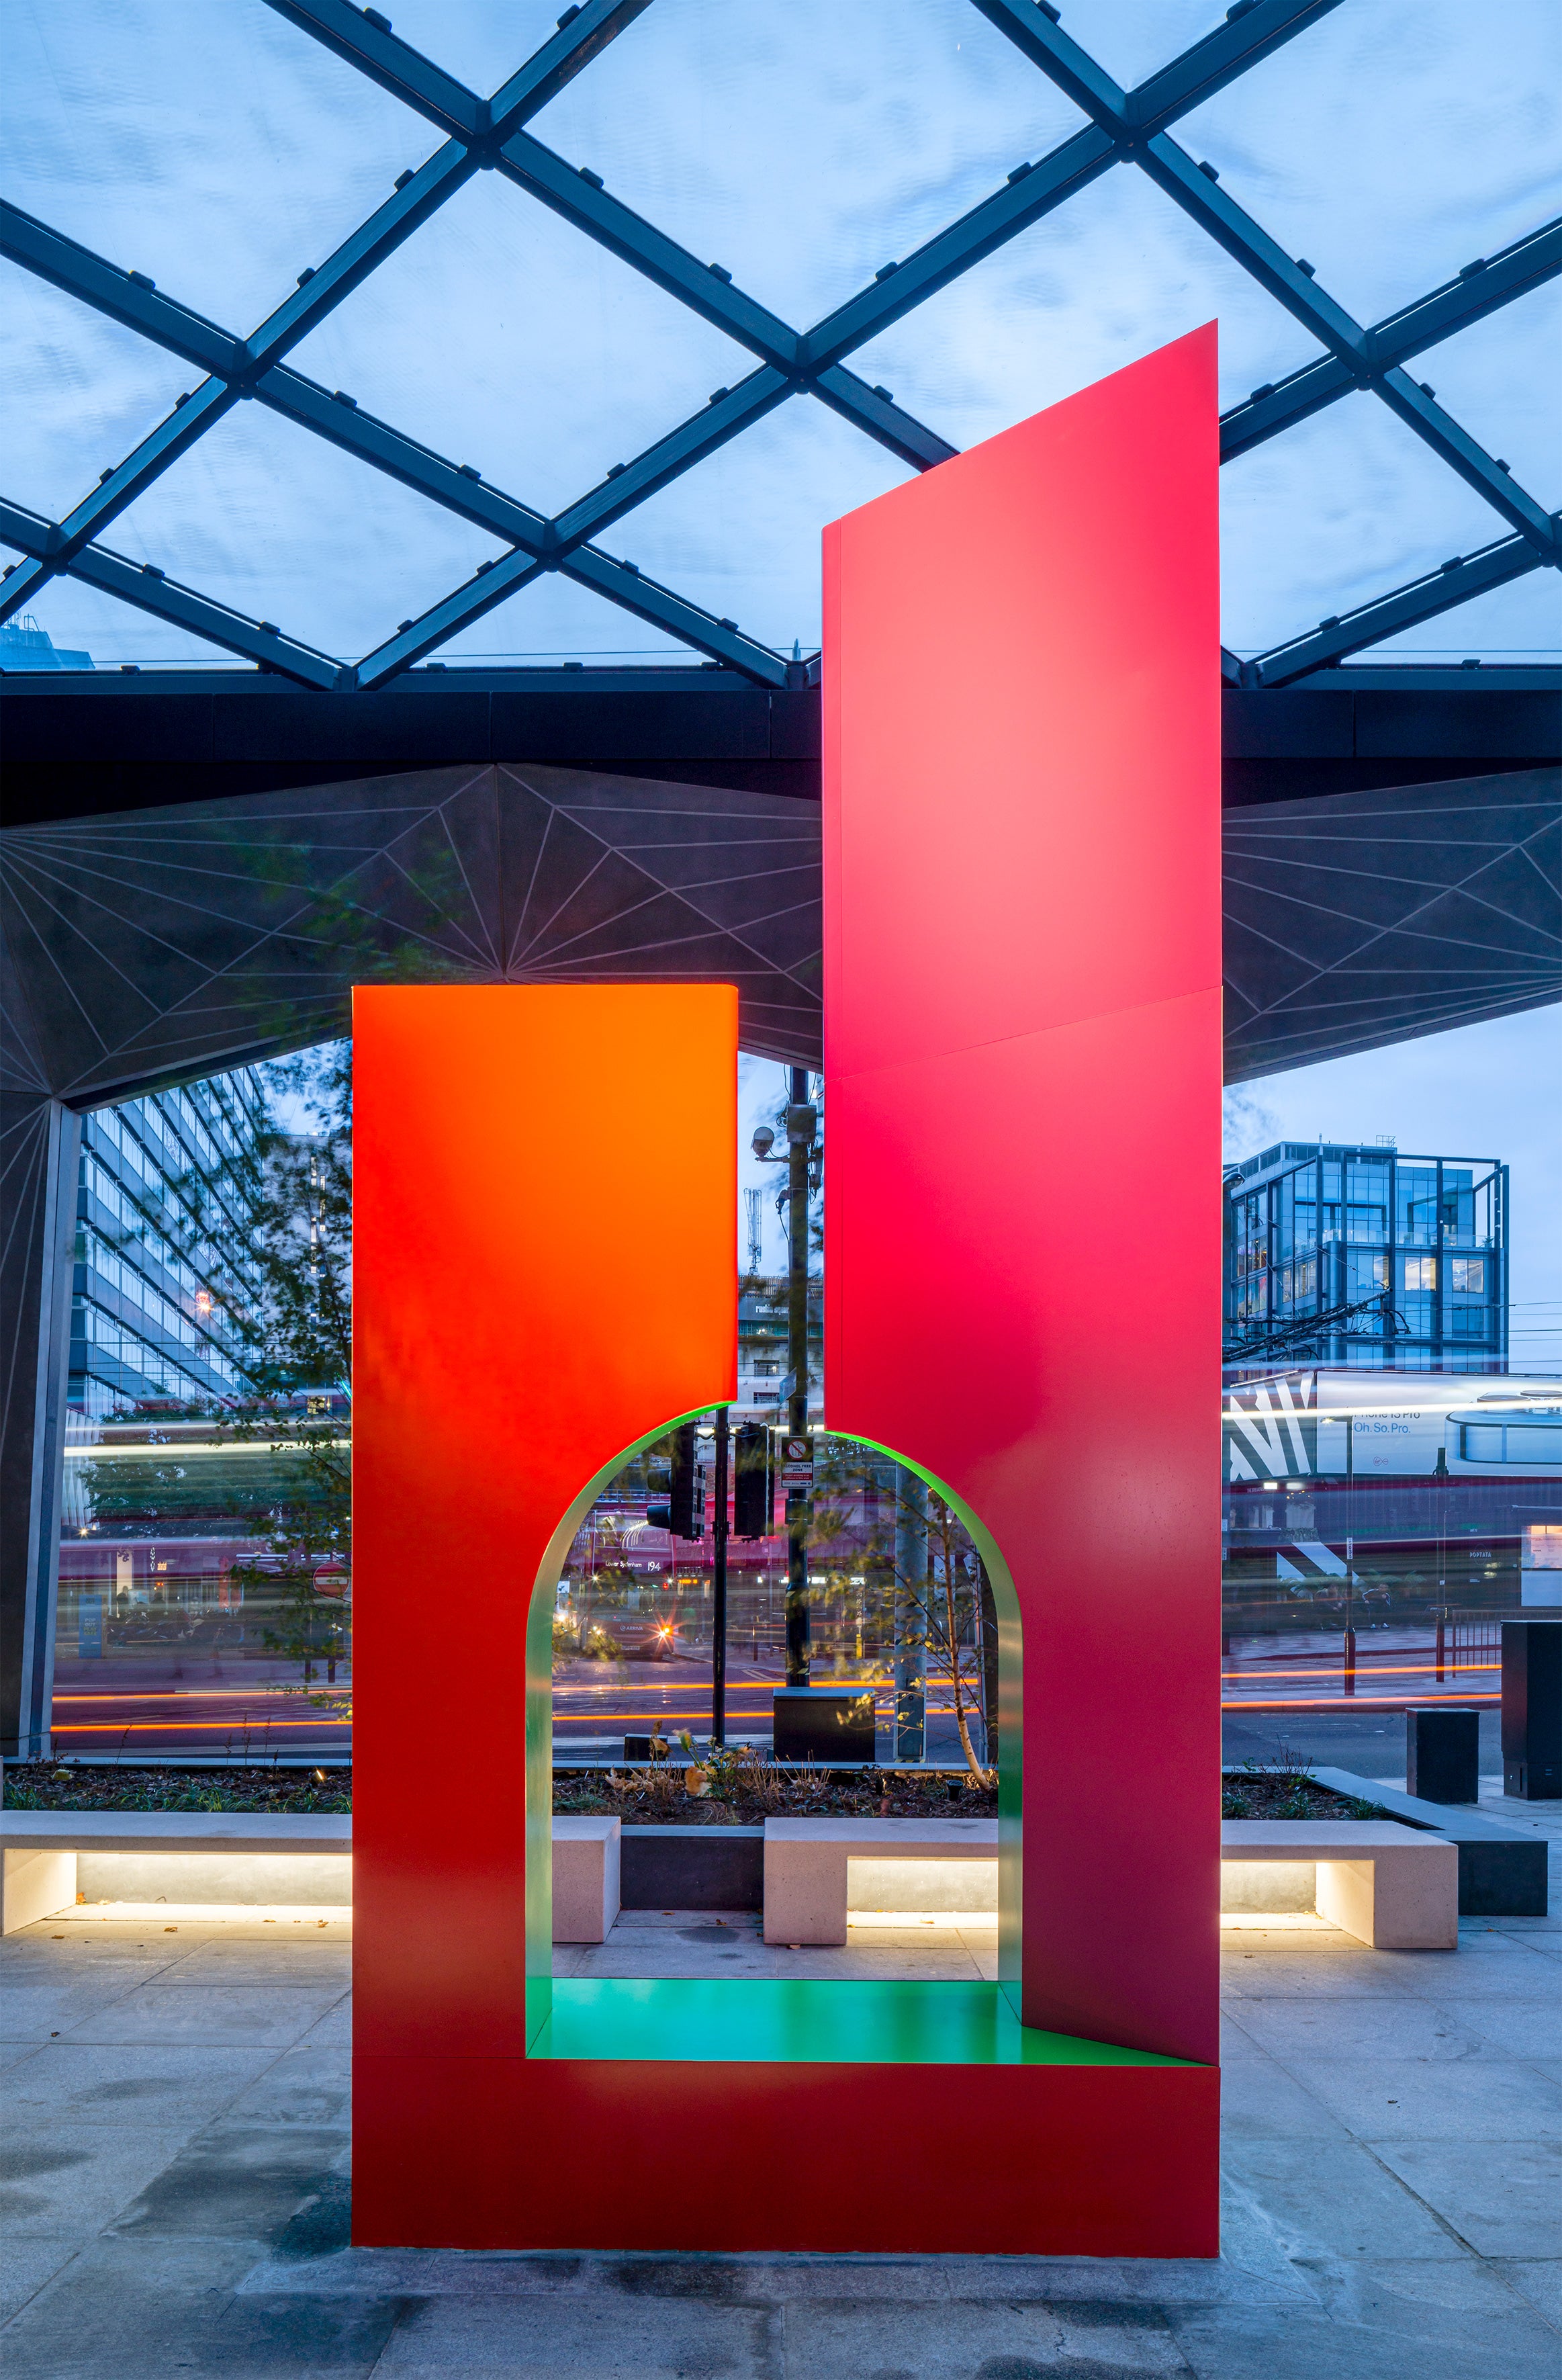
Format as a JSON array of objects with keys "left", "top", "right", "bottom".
[{"left": 529, "top": 1978, "right": 1196, "bottom": 2065}]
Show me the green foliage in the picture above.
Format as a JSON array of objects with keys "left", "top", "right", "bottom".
[{"left": 807, "top": 1438, "right": 997, "bottom": 1783}]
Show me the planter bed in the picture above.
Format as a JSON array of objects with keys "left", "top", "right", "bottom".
[
  {"left": 1221, "top": 1766, "right": 1547, "bottom": 1916},
  {"left": 2, "top": 1762, "right": 350, "bottom": 1815},
  {"left": 1221, "top": 1770, "right": 1387, "bottom": 1822}
]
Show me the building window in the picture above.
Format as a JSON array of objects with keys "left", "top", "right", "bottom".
[
  {"left": 1403, "top": 1255, "right": 1437, "bottom": 1292},
  {"left": 1451, "top": 1257, "right": 1485, "bottom": 1294}
]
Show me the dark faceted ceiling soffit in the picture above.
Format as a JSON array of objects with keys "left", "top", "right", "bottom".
[{"left": 2, "top": 762, "right": 1557, "bottom": 1105}]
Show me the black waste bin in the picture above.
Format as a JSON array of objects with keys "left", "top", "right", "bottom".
[{"left": 772, "top": 1687, "right": 876, "bottom": 1764}]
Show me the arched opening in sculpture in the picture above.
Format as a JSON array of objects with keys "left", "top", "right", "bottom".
[{"left": 521, "top": 1427, "right": 1026, "bottom": 2027}]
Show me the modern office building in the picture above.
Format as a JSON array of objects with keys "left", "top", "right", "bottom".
[
  {"left": 70, "top": 1069, "right": 268, "bottom": 1419},
  {"left": 1225, "top": 1140, "right": 1508, "bottom": 1370},
  {"left": 0, "top": 615, "right": 92, "bottom": 670},
  {"left": 737, "top": 1276, "right": 822, "bottom": 1416}
]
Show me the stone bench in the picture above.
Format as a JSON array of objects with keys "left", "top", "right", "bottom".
[
  {"left": 1221, "top": 1820, "right": 1459, "bottom": 1949},
  {"left": 1, "top": 1811, "right": 622, "bottom": 1943},
  {"left": 763, "top": 1816, "right": 999, "bottom": 1945},
  {"left": 552, "top": 1816, "right": 620, "bottom": 1941}
]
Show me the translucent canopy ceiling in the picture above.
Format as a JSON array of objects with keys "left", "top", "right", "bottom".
[{"left": 2, "top": 0, "right": 1557, "bottom": 681}]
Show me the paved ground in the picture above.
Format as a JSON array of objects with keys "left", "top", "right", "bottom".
[
  {"left": 3, "top": 1796, "right": 1557, "bottom": 2378},
  {"left": 1222, "top": 1707, "right": 1507, "bottom": 1777}
]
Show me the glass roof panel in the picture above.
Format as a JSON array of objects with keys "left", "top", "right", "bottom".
[
  {"left": 20, "top": 573, "right": 232, "bottom": 670},
  {"left": 533, "top": 0, "right": 1087, "bottom": 331},
  {"left": 287, "top": 171, "right": 751, "bottom": 521},
  {"left": 103, "top": 403, "right": 503, "bottom": 658},
  {"left": 1056, "top": 0, "right": 1238, "bottom": 92},
  {"left": 852, "top": 165, "right": 1320, "bottom": 441},
  {"left": 1, "top": 263, "right": 192, "bottom": 521},
  {"left": 1367, "top": 574, "right": 1562, "bottom": 666},
  {"left": 1220, "top": 394, "right": 1553, "bottom": 657},
  {"left": 1414, "top": 284, "right": 1562, "bottom": 510},
  {"left": 7, "top": 0, "right": 428, "bottom": 333},
  {"left": 3, "top": 0, "right": 1555, "bottom": 672},
  {"left": 432, "top": 572, "right": 695, "bottom": 668},
  {"left": 1179, "top": 0, "right": 1562, "bottom": 328},
  {"left": 596, "top": 395, "right": 913, "bottom": 654},
  {"left": 367, "top": 1, "right": 568, "bottom": 101}
]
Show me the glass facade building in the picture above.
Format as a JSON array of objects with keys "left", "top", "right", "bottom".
[
  {"left": 70, "top": 1071, "right": 268, "bottom": 1418},
  {"left": 1226, "top": 1141, "right": 1508, "bottom": 1372}
]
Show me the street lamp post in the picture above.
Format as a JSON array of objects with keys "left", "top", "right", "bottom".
[
  {"left": 711, "top": 1406, "right": 729, "bottom": 1744},
  {"left": 751, "top": 1067, "right": 820, "bottom": 1691}
]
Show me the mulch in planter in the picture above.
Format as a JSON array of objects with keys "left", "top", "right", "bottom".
[
  {"left": 1222, "top": 1771, "right": 1389, "bottom": 1822},
  {"left": 2, "top": 1763, "right": 351, "bottom": 1815},
  {"left": 555, "top": 1763, "right": 999, "bottom": 1825},
  {"left": 2, "top": 1761, "right": 996, "bottom": 1822},
  {"left": 6, "top": 1763, "right": 1387, "bottom": 1827}
]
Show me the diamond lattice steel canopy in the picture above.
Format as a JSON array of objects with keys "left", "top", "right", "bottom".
[{"left": 1, "top": 0, "right": 1558, "bottom": 680}]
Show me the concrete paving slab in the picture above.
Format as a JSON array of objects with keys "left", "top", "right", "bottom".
[
  {"left": 1216, "top": 2139, "right": 1472, "bottom": 2261},
  {"left": 1165, "top": 2297, "right": 1561, "bottom": 2380},
  {"left": 0, "top": 2233, "right": 402, "bottom": 2380},
  {"left": 0, "top": 2119, "right": 197, "bottom": 2239},
  {"left": 1490, "top": 2257, "right": 1562, "bottom": 2324},
  {"left": 0, "top": 1972, "right": 173, "bottom": 2044},
  {"left": 297, "top": 2000, "right": 352, "bottom": 2045},
  {"left": 149, "top": 1942, "right": 353, "bottom": 1989},
  {"left": 371, "top": 2287, "right": 781, "bottom": 2377},
  {"left": 1216, "top": 2047, "right": 1351, "bottom": 2143},
  {"left": 1228, "top": 1996, "right": 1494, "bottom": 2064},
  {"left": 1219, "top": 1949, "right": 1419, "bottom": 1999},
  {"left": 108, "top": 2119, "right": 351, "bottom": 2246},
  {"left": 1388, "top": 1939, "right": 1561, "bottom": 1998},
  {"left": 62, "top": 1982, "right": 347, "bottom": 2049},
  {"left": 0, "top": 2235, "right": 88, "bottom": 2324},
  {"left": 1289, "top": 2054, "right": 1562, "bottom": 2142},
  {"left": 1368, "top": 2140, "right": 1562, "bottom": 2260},
  {"left": 780, "top": 2293, "right": 1189, "bottom": 2377},
  {"left": 4, "top": 1900, "right": 1559, "bottom": 2376},
  {"left": 3, "top": 2040, "right": 278, "bottom": 2129},
  {"left": 219, "top": 2043, "right": 352, "bottom": 2129}
]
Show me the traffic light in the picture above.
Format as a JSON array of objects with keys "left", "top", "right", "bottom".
[
  {"left": 667, "top": 1421, "right": 704, "bottom": 1538},
  {"left": 733, "top": 1421, "right": 774, "bottom": 1538}
]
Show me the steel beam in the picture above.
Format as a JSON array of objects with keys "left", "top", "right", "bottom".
[
  {"left": 355, "top": 552, "right": 550, "bottom": 687},
  {"left": 1242, "top": 533, "right": 1550, "bottom": 686},
  {"left": 800, "top": 128, "right": 1118, "bottom": 370},
  {"left": 2, "top": 2, "right": 653, "bottom": 611},
  {"left": 970, "top": 10, "right": 1559, "bottom": 567},
  {"left": 259, "top": 0, "right": 482, "bottom": 137},
  {"left": 0, "top": 500, "right": 344, "bottom": 687},
  {"left": 0, "top": 211, "right": 788, "bottom": 683},
  {"left": 1220, "top": 218, "right": 1562, "bottom": 459},
  {"left": 0, "top": 381, "right": 237, "bottom": 629},
  {"left": 7, "top": 0, "right": 1555, "bottom": 685}
]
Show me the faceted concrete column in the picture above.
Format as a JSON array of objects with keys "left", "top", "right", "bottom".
[{"left": 0, "top": 1090, "right": 79, "bottom": 1760}]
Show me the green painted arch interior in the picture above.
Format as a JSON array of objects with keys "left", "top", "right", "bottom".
[{"left": 511, "top": 1419, "right": 1115, "bottom": 2071}]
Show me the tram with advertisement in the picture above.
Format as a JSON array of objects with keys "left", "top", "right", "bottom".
[{"left": 1222, "top": 1371, "right": 1562, "bottom": 1681}]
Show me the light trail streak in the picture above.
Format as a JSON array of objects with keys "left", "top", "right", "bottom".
[
  {"left": 1220, "top": 1693, "right": 1498, "bottom": 1711},
  {"left": 1222, "top": 1663, "right": 1500, "bottom": 1681},
  {"left": 50, "top": 1718, "right": 347, "bottom": 1735}
]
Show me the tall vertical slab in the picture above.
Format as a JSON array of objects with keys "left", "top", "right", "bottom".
[
  {"left": 823, "top": 328, "right": 1222, "bottom": 2064},
  {"left": 352, "top": 983, "right": 737, "bottom": 2244}
]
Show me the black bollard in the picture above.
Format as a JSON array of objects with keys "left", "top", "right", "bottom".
[
  {"left": 1502, "top": 1622, "right": 1562, "bottom": 1800},
  {"left": 1406, "top": 1704, "right": 1479, "bottom": 1803}
]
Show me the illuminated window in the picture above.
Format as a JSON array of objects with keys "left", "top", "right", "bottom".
[
  {"left": 1451, "top": 1257, "right": 1485, "bottom": 1294},
  {"left": 1404, "top": 1255, "right": 1437, "bottom": 1292}
]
